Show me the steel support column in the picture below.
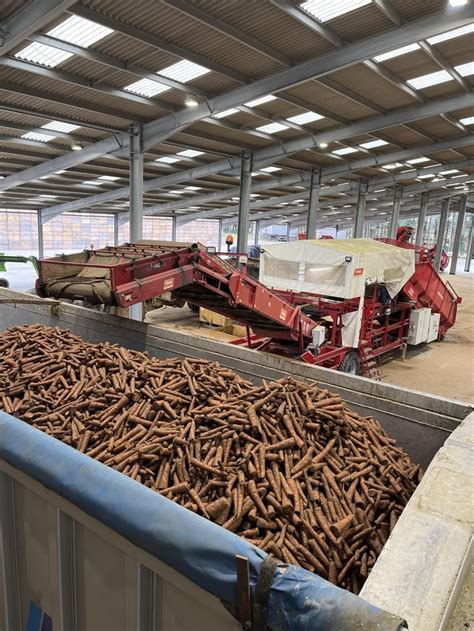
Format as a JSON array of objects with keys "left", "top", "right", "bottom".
[
  {"left": 416, "top": 192, "right": 429, "bottom": 246},
  {"left": 171, "top": 215, "right": 177, "bottom": 241},
  {"left": 306, "top": 168, "right": 321, "bottom": 239},
  {"left": 389, "top": 186, "right": 403, "bottom": 239},
  {"left": 449, "top": 195, "right": 467, "bottom": 275},
  {"left": 37, "top": 210, "right": 44, "bottom": 258},
  {"left": 255, "top": 220, "right": 260, "bottom": 245},
  {"left": 113, "top": 213, "right": 119, "bottom": 246},
  {"left": 237, "top": 150, "right": 253, "bottom": 253},
  {"left": 464, "top": 223, "right": 473, "bottom": 272},
  {"left": 434, "top": 198, "right": 450, "bottom": 272},
  {"left": 218, "top": 219, "right": 223, "bottom": 251},
  {"left": 354, "top": 179, "right": 368, "bottom": 238},
  {"left": 129, "top": 123, "right": 144, "bottom": 320}
]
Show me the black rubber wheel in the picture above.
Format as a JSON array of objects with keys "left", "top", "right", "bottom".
[
  {"left": 0, "top": 278, "right": 9, "bottom": 288},
  {"left": 188, "top": 302, "right": 200, "bottom": 313},
  {"left": 339, "top": 350, "right": 361, "bottom": 375}
]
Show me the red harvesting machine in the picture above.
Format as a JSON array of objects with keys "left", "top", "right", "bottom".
[{"left": 36, "top": 236, "right": 461, "bottom": 379}]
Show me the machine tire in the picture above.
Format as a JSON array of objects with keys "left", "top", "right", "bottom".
[
  {"left": 339, "top": 351, "right": 361, "bottom": 375},
  {"left": 188, "top": 302, "right": 200, "bottom": 313},
  {"left": 0, "top": 278, "right": 9, "bottom": 288}
]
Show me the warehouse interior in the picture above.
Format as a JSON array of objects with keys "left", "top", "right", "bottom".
[{"left": 0, "top": 1, "right": 473, "bottom": 630}]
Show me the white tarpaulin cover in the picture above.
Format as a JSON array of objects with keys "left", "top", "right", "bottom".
[{"left": 260, "top": 238, "right": 415, "bottom": 300}]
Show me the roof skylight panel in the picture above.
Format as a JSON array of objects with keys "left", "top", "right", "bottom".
[
  {"left": 213, "top": 108, "right": 240, "bottom": 119},
  {"left": 160, "top": 60, "right": 210, "bottom": 82},
  {"left": 286, "top": 111, "right": 323, "bottom": 124},
  {"left": 185, "top": 186, "right": 201, "bottom": 190},
  {"left": 383, "top": 163, "right": 404, "bottom": 169},
  {"left": 260, "top": 166, "right": 282, "bottom": 172},
  {"left": 358, "top": 139, "right": 388, "bottom": 149},
  {"left": 14, "top": 42, "right": 72, "bottom": 68},
  {"left": 21, "top": 131, "right": 55, "bottom": 142},
  {"left": 98, "top": 175, "right": 120, "bottom": 181},
  {"left": 177, "top": 150, "right": 204, "bottom": 157},
  {"left": 427, "top": 24, "right": 474, "bottom": 45},
  {"left": 47, "top": 15, "right": 113, "bottom": 48},
  {"left": 455, "top": 62, "right": 474, "bottom": 77},
  {"left": 407, "top": 70, "right": 452, "bottom": 89},
  {"left": 256, "top": 122, "right": 289, "bottom": 134},
  {"left": 417, "top": 173, "right": 436, "bottom": 179},
  {"left": 300, "top": 0, "right": 371, "bottom": 23},
  {"left": 407, "top": 157, "right": 430, "bottom": 164},
  {"left": 155, "top": 156, "right": 182, "bottom": 163},
  {"left": 331, "top": 147, "right": 358, "bottom": 155},
  {"left": 42, "top": 121, "right": 80, "bottom": 133},
  {"left": 460, "top": 116, "right": 474, "bottom": 125},
  {"left": 439, "top": 169, "right": 460, "bottom": 175},
  {"left": 373, "top": 43, "right": 420, "bottom": 63},
  {"left": 124, "top": 78, "right": 170, "bottom": 97},
  {"left": 245, "top": 95, "right": 276, "bottom": 108},
  {"left": 81, "top": 180, "right": 102, "bottom": 186}
]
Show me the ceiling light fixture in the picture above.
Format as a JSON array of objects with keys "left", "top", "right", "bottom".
[
  {"left": 319, "top": 142, "right": 328, "bottom": 149},
  {"left": 448, "top": 0, "right": 467, "bottom": 6},
  {"left": 71, "top": 142, "right": 83, "bottom": 151},
  {"left": 185, "top": 93, "right": 199, "bottom": 107}
]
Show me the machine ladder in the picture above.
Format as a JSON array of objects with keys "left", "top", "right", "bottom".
[{"left": 359, "top": 343, "right": 382, "bottom": 380}]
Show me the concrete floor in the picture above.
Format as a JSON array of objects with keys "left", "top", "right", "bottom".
[
  {"left": 382, "top": 271, "right": 474, "bottom": 403},
  {"left": 3, "top": 252, "right": 473, "bottom": 402},
  {"left": 146, "top": 264, "right": 474, "bottom": 404}
]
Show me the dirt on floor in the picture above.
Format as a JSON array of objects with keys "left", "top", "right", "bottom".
[
  {"left": 146, "top": 271, "right": 474, "bottom": 404},
  {"left": 381, "top": 272, "right": 474, "bottom": 403}
]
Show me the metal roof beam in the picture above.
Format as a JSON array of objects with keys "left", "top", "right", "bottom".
[
  {"left": 0, "top": 80, "right": 144, "bottom": 123},
  {"left": 31, "top": 33, "right": 208, "bottom": 97},
  {"left": 27, "top": 35, "right": 323, "bottom": 138},
  {"left": 249, "top": 175, "right": 473, "bottom": 224},
  {"left": 270, "top": 0, "right": 343, "bottom": 47},
  {"left": 0, "top": 121, "right": 85, "bottom": 142},
  {"left": 274, "top": 0, "right": 467, "bottom": 143},
  {"left": 262, "top": 182, "right": 473, "bottom": 228},
  {"left": 71, "top": 4, "right": 249, "bottom": 84},
  {"left": 0, "top": 0, "right": 75, "bottom": 55},
  {"left": 186, "top": 159, "right": 474, "bottom": 224},
  {"left": 2, "top": 5, "right": 472, "bottom": 194},
  {"left": 0, "top": 57, "right": 168, "bottom": 110},
  {"left": 38, "top": 102, "right": 474, "bottom": 221},
  {"left": 285, "top": 189, "right": 474, "bottom": 230},
  {"left": 161, "top": 0, "right": 293, "bottom": 66},
  {"left": 152, "top": 137, "right": 474, "bottom": 219},
  {"left": 0, "top": 103, "right": 123, "bottom": 133},
  {"left": 140, "top": 5, "right": 474, "bottom": 150},
  {"left": 370, "top": 0, "right": 472, "bottom": 125}
]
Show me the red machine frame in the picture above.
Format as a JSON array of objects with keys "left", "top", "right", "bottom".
[{"left": 36, "top": 239, "right": 461, "bottom": 378}]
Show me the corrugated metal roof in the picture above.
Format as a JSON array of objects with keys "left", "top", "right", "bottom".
[
  {"left": 324, "top": 4, "right": 393, "bottom": 42},
  {"left": 0, "top": 0, "right": 472, "bottom": 217}
]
